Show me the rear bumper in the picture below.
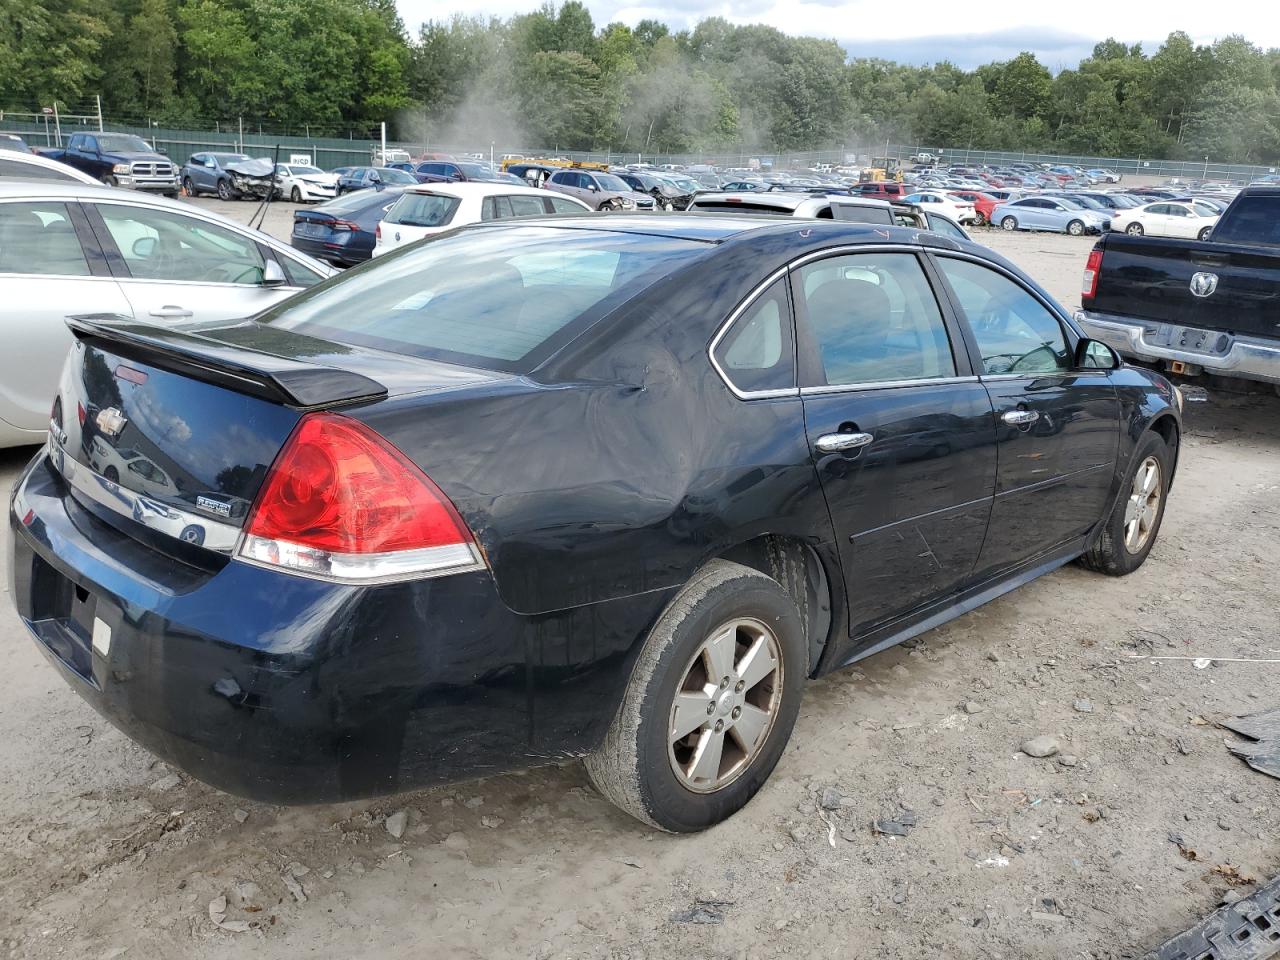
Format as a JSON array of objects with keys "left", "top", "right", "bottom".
[
  {"left": 9, "top": 451, "right": 664, "bottom": 803},
  {"left": 1075, "top": 309, "right": 1280, "bottom": 385},
  {"left": 290, "top": 234, "right": 368, "bottom": 266}
]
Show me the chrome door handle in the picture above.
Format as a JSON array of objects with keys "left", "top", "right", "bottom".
[
  {"left": 1002, "top": 409, "right": 1039, "bottom": 426},
  {"left": 814, "top": 432, "right": 874, "bottom": 453},
  {"left": 149, "top": 306, "right": 193, "bottom": 319}
]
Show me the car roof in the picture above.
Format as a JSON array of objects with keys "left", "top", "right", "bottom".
[
  {"left": 404, "top": 181, "right": 561, "bottom": 200},
  {"left": 0, "top": 151, "right": 99, "bottom": 184}
]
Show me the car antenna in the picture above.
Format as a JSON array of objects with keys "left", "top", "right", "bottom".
[{"left": 249, "top": 143, "right": 281, "bottom": 232}]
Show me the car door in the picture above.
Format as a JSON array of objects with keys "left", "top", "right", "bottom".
[
  {"left": 793, "top": 249, "right": 997, "bottom": 647},
  {"left": 931, "top": 254, "right": 1119, "bottom": 580},
  {"left": 1165, "top": 204, "right": 1195, "bottom": 238},
  {"left": 0, "top": 199, "right": 131, "bottom": 436},
  {"left": 83, "top": 200, "right": 304, "bottom": 323},
  {"left": 1140, "top": 203, "right": 1169, "bottom": 235}
]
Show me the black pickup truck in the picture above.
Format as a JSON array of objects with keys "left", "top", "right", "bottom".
[
  {"left": 42, "top": 132, "right": 180, "bottom": 194},
  {"left": 1075, "top": 186, "right": 1280, "bottom": 393}
]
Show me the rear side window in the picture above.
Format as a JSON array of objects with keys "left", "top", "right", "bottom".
[
  {"left": 1213, "top": 195, "right": 1280, "bottom": 244},
  {"left": 545, "top": 196, "right": 585, "bottom": 214},
  {"left": 385, "top": 193, "right": 459, "bottom": 227},
  {"left": 713, "top": 278, "right": 794, "bottom": 394},
  {"left": 260, "top": 226, "right": 705, "bottom": 372},
  {"left": 0, "top": 156, "right": 80, "bottom": 181},
  {"left": 0, "top": 201, "right": 91, "bottom": 276},
  {"left": 796, "top": 252, "right": 955, "bottom": 386},
  {"left": 936, "top": 257, "right": 1070, "bottom": 375}
]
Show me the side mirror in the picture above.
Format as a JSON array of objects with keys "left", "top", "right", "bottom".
[
  {"left": 132, "top": 236, "right": 157, "bottom": 258},
  {"left": 369, "top": 172, "right": 381, "bottom": 183},
  {"left": 1076, "top": 338, "right": 1120, "bottom": 370},
  {"left": 261, "top": 259, "right": 287, "bottom": 287},
  {"left": 588, "top": 184, "right": 599, "bottom": 192}
]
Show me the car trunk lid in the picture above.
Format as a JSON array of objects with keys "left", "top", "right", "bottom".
[{"left": 50, "top": 315, "right": 509, "bottom": 558}]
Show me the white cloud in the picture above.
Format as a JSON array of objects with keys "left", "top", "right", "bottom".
[{"left": 395, "top": 0, "right": 1280, "bottom": 69}]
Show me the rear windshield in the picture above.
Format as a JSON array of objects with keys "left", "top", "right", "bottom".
[
  {"left": 1212, "top": 195, "right": 1280, "bottom": 245},
  {"left": 258, "top": 226, "right": 705, "bottom": 372},
  {"left": 314, "top": 189, "right": 399, "bottom": 215},
  {"left": 384, "top": 193, "right": 460, "bottom": 227}
]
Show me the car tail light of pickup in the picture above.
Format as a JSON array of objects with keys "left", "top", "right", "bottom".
[
  {"left": 1082, "top": 246, "right": 1103, "bottom": 302},
  {"left": 239, "top": 412, "right": 484, "bottom": 584}
]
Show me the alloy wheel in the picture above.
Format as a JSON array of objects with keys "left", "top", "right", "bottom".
[
  {"left": 1123, "top": 455, "right": 1162, "bottom": 553},
  {"left": 1001, "top": 217, "right": 1017, "bottom": 231},
  {"left": 668, "top": 617, "right": 782, "bottom": 794}
]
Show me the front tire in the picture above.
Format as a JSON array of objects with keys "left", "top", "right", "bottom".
[
  {"left": 216, "top": 179, "right": 232, "bottom": 201},
  {"left": 183, "top": 176, "right": 195, "bottom": 196},
  {"left": 290, "top": 186, "right": 302, "bottom": 203},
  {"left": 1066, "top": 219, "right": 1085, "bottom": 236},
  {"left": 1001, "top": 216, "right": 1018, "bottom": 231},
  {"left": 1079, "top": 431, "right": 1172, "bottom": 576},
  {"left": 585, "top": 559, "right": 807, "bottom": 832},
  {"left": 1126, "top": 222, "right": 1144, "bottom": 236}
]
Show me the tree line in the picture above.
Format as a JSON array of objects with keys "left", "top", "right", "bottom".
[{"left": 4, "top": 0, "right": 1280, "bottom": 163}]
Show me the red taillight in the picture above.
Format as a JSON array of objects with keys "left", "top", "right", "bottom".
[
  {"left": 77, "top": 401, "right": 86, "bottom": 425},
  {"left": 330, "top": 219, "right": 360, "bottom": 232},
  {"left": 239, "top": 413, "right": 481, "bottom": 582},
  {"left": 375, "top": 222, "right": 381, "bottom": 241},
  {"left": 1082, "top": 246, "right": 1103, "bottom": 301}
]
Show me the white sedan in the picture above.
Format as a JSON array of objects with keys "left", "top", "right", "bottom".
[
  {"left": 901, "top": 190, "right": 979, "bottom": 224},
  {"left": 373, "top": 181, "right": 590, "bottom": 256},
  {"left": 1109, "top": 200, "right": 1219, "bottom": 241},
  {"left": 0, "top": 181, "right": 333, "bottom": 448},
  {"left": 273, "top": 164, "right": 339, "bottom": 203}
]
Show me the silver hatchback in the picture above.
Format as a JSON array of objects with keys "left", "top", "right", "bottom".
[{"left": 0, "top": 182, "right": 333, "bottom": 448}]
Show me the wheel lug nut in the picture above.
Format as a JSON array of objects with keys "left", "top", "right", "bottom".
[
  {"left": 734, "top": 681, "right": 744, "bottom": 692},
  {"left": 732, "top": 707, "right": 741, "bottom": 719},
  {"left": 714, "top": 720, "right": 724, "bottom": 732},
  {"left": 720, "top": 677, "right": 729, "bottom": 689},
  {"left": 706, "top": 702, "right": 716, "bottom": 715}
]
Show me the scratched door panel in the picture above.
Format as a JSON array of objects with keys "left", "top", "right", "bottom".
[{"left": 800, "top": 381, "right": 998, "bottom": 641}]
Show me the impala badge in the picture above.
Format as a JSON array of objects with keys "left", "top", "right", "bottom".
[
  {"left": 95, "top": 407, "right": 128, "bottom": 438},
  {"left": 1189, "top": 272, "right": 1219, "bottom": 298}
]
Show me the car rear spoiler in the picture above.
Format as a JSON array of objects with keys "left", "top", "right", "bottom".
[{"left": 66, "top": 314, "right": 388, "bottom": 408}]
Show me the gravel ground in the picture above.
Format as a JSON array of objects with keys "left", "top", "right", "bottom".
[{"left": 2, "top": 207, "right": 1278, "bottom": 960}]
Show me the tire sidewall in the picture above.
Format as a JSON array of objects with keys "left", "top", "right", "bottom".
[
  {"left": 217, "top": 179, "right": 231, "bottom": 201},
  {"left": 1001, "top": 216, "right": 1017, "bottom": 231},
  {"left": 1104, "top": 432, "right": 1172, "bottom": 573},
  {"left": 1067, "top": 219, "right": 1084, "bottom": 236},
  {"left": 628, "top": 569, "right": 806, "bottom": 832},
  {"left": 1127, "top": 223, "right": 1143, "bottom": 235}
]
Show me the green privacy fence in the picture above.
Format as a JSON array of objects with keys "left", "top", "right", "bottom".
[{"left": 4, "top": 115, "right": 1279, "bottom": 183}]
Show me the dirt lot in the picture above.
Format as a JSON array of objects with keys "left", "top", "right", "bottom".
[{"left": 2, "top": 212, "right": 1279, "bottom": 960}]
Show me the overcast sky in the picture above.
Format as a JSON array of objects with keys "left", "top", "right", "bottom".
[{"left": 394, "top": 0, "right": 1278, "bottom": 70}]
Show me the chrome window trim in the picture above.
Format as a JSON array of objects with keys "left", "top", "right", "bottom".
[
  {"left": 800, "top": 375, "right": 979, "bottom": 396},
  {"left": 706, "top": 264, "right": 799, "bottom": 401}
]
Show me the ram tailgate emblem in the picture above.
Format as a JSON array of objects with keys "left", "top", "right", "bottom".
[{"left": 1189, "top": 272, "right": 1219, "bottom": 298}]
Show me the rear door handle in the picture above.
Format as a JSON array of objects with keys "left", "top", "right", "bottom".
[
  {"left": 1001, "top": 409, "right": 1039, "bottom": 426},
  {"left": 814, "top": 432, "right": 874, "bottom": 453},
  {"left": 149, "top": 306, "right": 193, "bottom": 319}
]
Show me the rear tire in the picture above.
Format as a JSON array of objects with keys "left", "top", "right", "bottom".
[
  {"left": 1198, "top": 226, "right": 1212, "bottom": 241},
  {"left": 1000, "top": 216, "right": 1018, "bottom": 231},
  {"left": 1067, "top": 219, "right": 1085, "bottom": 236},
  {"left": 584, "top": 559, "right": 807, "bottom": 832},
  {"left": 974, "top": 212, "right": 987, "bottom": 226},
  {"left": 1126, "top": 222, "right": 1144, "bottom": 236},
  {"left": 1079, "top": 431, "right": 1171, "bottom": 576}
]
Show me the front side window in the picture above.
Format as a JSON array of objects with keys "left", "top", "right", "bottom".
[
  {"left": 713, "top": 278, "right": 794, "bottom": 394},
  {"left": 0, "top": 201, "right": 91, "bottom": 276},
  {"left": 936, "top": 257, "right": 1070, "bottom": 376},
  {"left": 795, "top": 252, "right": 955, "bottom": 387},
  {"left": 95, "top": 204, "right": 267, "bottom": 284}
]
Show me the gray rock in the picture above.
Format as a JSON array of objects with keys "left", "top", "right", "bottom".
[
  {"left": 1223, "top": 890, "right": 1244, "bottom": 905},
  {"left": 1058, "top": 755, "right": 1079, "bottom": 767},
  {"left": 797, "top": 800, "right": 817, "bottom": 815},
  {"left": 480, "top": 815, "right": 504, "bottom": 829},
  {"left": 231, "top": 880, "right": 260, "bottom": 907},
  {"left": 149, "top": 774, "right": 181, "bottom": 792},
  {"left": 1072, "top": 699, "right": 1094, "bottom": 713},
  {"left": 462, "top": 796, "right": 485, "bottom": 809},
  {"left": 788, "top": 825, "right": 807, "bottom": 844},
  {"left": 384, "top": 810, "right": 408, "bottom": 839},
  {"left": 986, "top": 651, "right": 1001, "bottom": 662},
  {"left": 232, "top": 808, "right": 249, "bottom": 824},
  {"left": 819, "top": 787, "right": 843, "bottom": 810},
  {"left": 963, "top": 701, "right": 986, "bottom": 715},
  {"left": 1020, "top": 736, "right": 1060, "bottom": 758},
  {"left": 443, "top": 831, "right": 469, "bottom": 850}
]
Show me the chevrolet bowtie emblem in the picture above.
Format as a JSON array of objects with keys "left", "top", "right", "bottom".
[{"left": 95, "top": 406, "right": 128, "bottom": 438}]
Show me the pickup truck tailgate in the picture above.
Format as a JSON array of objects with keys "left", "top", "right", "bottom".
[{"left": 1090, "top": 235, "right": 1280, "bottom": 340}]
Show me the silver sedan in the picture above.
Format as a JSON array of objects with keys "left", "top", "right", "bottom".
[
  {"left": 991, "top": 196, "right": 1111, "bottom": 236},
  {"left": 0, "top": 181, "right": 333, "bottom": 448}
]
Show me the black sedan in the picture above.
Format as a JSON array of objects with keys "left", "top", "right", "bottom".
[
  {"left": 290, "top": 187, "right": 405, "bottom": 266},
  {"left": 10, "top": 216, "right": 1182, "bottom": 832}
]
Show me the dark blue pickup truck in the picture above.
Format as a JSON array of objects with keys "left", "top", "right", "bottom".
[
  {"left": 43, "top": 132, "right": 180, "bottom": 194},
  {"left": 1076, "top": 186, "right": 1280, "bottom": 394}
]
